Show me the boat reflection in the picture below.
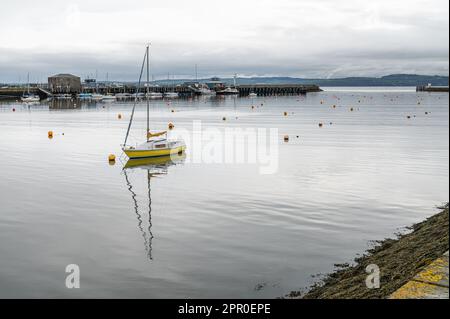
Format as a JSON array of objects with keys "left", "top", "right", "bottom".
[{"left": 123, "top": 154, "right": 186, "bottom": 260}]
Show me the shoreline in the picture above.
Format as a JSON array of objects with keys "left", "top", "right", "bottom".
[{"left": 287, "top": 203, "right": 449, "bottom": 299}]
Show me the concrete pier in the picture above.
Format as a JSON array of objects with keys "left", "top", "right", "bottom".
[
  {"left": 238, "top": 84, "right": 321, "bottom": 96},
  {"left": 1, "top": 84, "right": 322, "bottom": 99},
  {"left": 416, "top": 85, "right": 449, "bottom": 92}
]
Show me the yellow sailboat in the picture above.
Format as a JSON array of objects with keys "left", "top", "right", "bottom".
[{"left": 122, "top": 44, "right": 186, "bottom": 159}]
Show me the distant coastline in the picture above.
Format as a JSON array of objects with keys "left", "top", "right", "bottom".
[
  {"left": 141, "top": 74, "right": 449, "bottom": 87},
  {"left": 1, "top": 74, "right": 448, "bottom": 87}
]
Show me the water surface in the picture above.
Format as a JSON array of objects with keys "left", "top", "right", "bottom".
[{"left": 0, "top": 88, "right": 448, "bottom": 298}]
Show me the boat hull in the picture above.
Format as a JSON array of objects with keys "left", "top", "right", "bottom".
[{"left": 124, "top": 145, "right": 185, "bottom": 159}]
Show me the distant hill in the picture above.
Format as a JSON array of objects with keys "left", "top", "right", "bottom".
[{"left": 151, "top": 74, "right": 449, "bottom": 87}]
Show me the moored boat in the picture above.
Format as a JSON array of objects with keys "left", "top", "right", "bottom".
[
  {"left": 21, "top": 95, "right": 40, "bottom": 102},
  {"left": 216, "top": 87, "right": 239, "bottom": 95},
  {"left": 122, "top": 44, "right": 186, "bottom": 159},
  {"left": 91, "top": 93, "right": 103, "bottom": 100},
  {"left": 78, "top": 93, "right": 92, "bottom": 99},
  {"left": 102, "top": 93, "right": 116, "bottom": 100},
  {"left": 21, "top": 73, "right": 40, "bottom": 102},
  {"left": 164, "top": 91, "right": 179, "bottom": 98},
  {"left": 146, "top": 92, "right": 163, "bottom": 99}
]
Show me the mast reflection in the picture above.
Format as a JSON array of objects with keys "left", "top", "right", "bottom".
[{"left": 123, "top": 154, "right": 186, "bottom": 261}]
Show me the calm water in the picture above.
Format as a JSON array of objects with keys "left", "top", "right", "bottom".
[{"left": 0, "top": 88, "right": 448, "bottom": 298}]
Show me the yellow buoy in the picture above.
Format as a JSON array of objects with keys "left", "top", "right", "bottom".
[
  {"left": 284, "top": 135, "right": 289, "bottom": 142},
  {"left": 48, "top": 131, "right": 53, "bottom": 138},
  {"left": 118, "top": 114, "right": 122, "bottom": 119},
  {"left": 168, "top": 122, "right": 174, "bottom": 130},
  {"left": 108, "top": 154, "right": 116, "bottom": 162},
  {"left": 318, "top": 123, "right": 323, "bottom": 127},
  {"left": 350, "top": 107, "right": 354, "bottom": 112},
  {"left": 171, "top": 109, "right": 175, "bottom": 113},
  {"left": 283, "top": 112, "right": 288, "bottom": 116}
]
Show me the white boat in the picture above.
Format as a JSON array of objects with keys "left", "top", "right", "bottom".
[
  {"left": 78, "top": 93, "right": 92, "bottom": 99},
  {"left": 122, "top": 45, "right": 186, "bottom": 160},
  {"left": 91, "top": 93, "right": 104, "bottom": 100},
  {"left": 116, "top": 93, "right": 131, "bottom": 99},
  {"left": 164, "top": 92, "right": 179, "bottom": 98},
  {"left": 130, "top": 92, "right": 145, "bottom": 99},
  {"left": 249, "top": 92, "right": 257, "bottom": 98},
  {"left": 102, "top": 94, "right": 116, "bottom": 100},
  {"left": 216, "top": 74, "right": 239, "bottom": 95},
  {"left": 199, "top": 84, "right": 216, "bottom": 95},
  {"left": 21, "top": 95, "right": 40, "bottom": 102},
  {"left": 21, "top": 73, "right": 40, "bottom": 102},
  {"left": 146, "top": 92, "right": 163, "bottom": 99},
  {"left": 217, "top": 87, "right": 239, "bottom": 95}
]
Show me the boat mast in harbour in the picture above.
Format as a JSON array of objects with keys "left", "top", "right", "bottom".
[{"left": 122, "top": 44, "right": 186, "bottom": 159}]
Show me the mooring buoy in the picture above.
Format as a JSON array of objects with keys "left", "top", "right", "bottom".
[{"left": 108, "top": 154, "right": 116, "bottom": 163}]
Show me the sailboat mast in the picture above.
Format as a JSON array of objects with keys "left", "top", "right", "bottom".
[
  {"left": 123, "top": 46, "right": 148, "bottom": 148},
  {"left": 146, "top": 45, "right": 150, "bottom": 142},
  {"left": 27, "top": 72, "right": 30, "bottom": 95}
]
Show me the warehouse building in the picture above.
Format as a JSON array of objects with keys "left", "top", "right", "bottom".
[{"left": 48, "top": 74, "right": 82, "bottom": 93}]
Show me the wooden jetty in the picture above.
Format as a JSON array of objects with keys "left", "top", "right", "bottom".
[
  {"left": 82, "top": 83, "right": 322, "bottom": 96},
  {"left": 238, "top": 84, "right": 321, "bottom": 96},
  {"left": 416, "top": 85, "right": 449, "bottom": 92},
  {"left": 0, "top": 83, "right": 322, "bottom": 99}
]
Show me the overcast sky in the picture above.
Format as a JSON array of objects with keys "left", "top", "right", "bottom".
[{"left": 0, "top": 0, "right": 448, "bottom": 82}]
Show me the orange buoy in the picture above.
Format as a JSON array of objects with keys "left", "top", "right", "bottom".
[
  {"left": 332, "top": 105, "right": 336, "bottom": 108},
  {"left": 12, "top": 108, "right": 16, "bottom": 112},
  {"left": 118, "top": 114, "right": 122, "bottom": 119},
  {"left": 168, "top": 122, "right": 174, "bottom": 130},
  {"left": 48, "top": 131, "right": 53, "bottom": 138},
  {"left": 318, "top": 123, "right": 323, "bottom": 127}
]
